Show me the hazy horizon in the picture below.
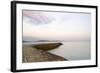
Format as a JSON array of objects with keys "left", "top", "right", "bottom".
[{"left": 23, "top": 10, "right": 91, "bottom": 41}]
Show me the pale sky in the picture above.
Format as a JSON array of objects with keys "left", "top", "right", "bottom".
[{"left": 23, "top": 10, "right": 91, "bottom": 41}]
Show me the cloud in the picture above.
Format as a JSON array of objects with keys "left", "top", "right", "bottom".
[
  {"left": 23, "top": 10, "right": 54, "bottom": 25},
  {"left": 23, "top": 10, "right": 91, "bottom": 41}
]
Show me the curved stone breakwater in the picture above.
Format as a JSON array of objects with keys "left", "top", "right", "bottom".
[
  {"left": 32, "top": 43, "right": 63, "bottom": 51},
  {"left": 22, "top": 43, "right": 67, "bottom": 63}
]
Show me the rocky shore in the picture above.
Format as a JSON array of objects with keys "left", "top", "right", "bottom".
[{"left": 22, "top": 43, "right": 67, "bottom": 63}]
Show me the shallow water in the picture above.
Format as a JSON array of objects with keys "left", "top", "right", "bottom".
[{"left": 49, "top": 41, "right": 91, "bottom": 60}]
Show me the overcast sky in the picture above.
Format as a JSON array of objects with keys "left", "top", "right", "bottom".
[{"left": 23, "top": 10, "right": 91, "bottom": 41}]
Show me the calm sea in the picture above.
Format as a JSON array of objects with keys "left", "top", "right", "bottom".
[
  {"left": 23, "top": 41, "right": 91, "bottom": 60},
  {"left": 49, "top": 41, "right": 91, "bottom": 60}
]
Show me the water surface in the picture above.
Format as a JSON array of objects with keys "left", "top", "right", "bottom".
[
  {"left": 49, "top": 41, "right": 91, "bottom": 60},
  {"left": 23, "top": 41, "right": 91, "bottom": 60}
]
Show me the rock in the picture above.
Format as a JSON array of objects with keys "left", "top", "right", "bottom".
[
  {"left": 32, "top": 43, "right": 63, "bottom": 51},
  {"left": 22, "top": 45, "right": 67, "bottom": 63}
]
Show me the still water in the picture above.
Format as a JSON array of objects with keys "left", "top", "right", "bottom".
[
  {"left": 49, "top": 41, "right": 91, "bottom": 60},
  {"left": 23, "top": 41, "right": 91, "bottom": 61}
]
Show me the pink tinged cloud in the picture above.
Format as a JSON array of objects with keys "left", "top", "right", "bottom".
[{"left": 23, "top": 11, "right": 54, "bottom": 24}]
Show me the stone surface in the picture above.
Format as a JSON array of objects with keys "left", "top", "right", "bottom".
[
  {"left": 22, "top": 45, "right": 67, "bottom": 63},
  {"left": 32, "top": 43, "right": 63, "bottom": 51}
]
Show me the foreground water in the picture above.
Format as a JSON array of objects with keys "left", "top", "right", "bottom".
[
  {"left": 49, "top": 41, "right": 91, "bottom": 60},
  {"left": 23, "top": 41, "right": 91, "bottom": 61}
]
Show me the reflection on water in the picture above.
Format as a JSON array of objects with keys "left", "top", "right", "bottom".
[
  {"left": 23, "top": 41, "right": 91, "bottom": 61},
  {"left": 49, "top": 41, "right": 91, "bottom": 60}
]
